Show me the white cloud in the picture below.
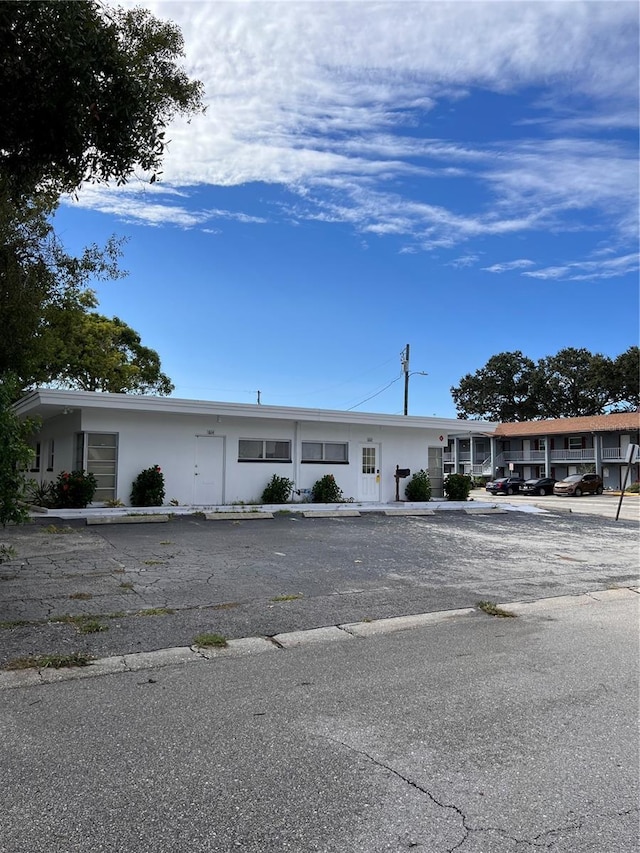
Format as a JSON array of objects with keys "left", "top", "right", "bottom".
[
  {"left": 522, "top": 253, "right": 639, "bottom": 281},
  {"left": 80, "top": 1, "right": 638, "bottom": 255},
  {"left": 483, "top": 259, "right": 536, "bottom": 273},
  {"left": 447, "top": 254, "right": 480, "bottom": 269}
]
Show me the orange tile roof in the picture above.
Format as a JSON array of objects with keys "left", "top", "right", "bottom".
[{"left": 494, "top": 412, "right": 640, "bottom": 437}]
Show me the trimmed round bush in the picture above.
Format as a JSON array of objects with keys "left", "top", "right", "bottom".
[
  {"left": 444, "top": 473, "right": 473, "bottom": 501},
  {"left": 311, "top": 474, "right": 344, "bottom": 503},
  {"left": 131, "top": 465, "right": 165, "bottom": 506},
  {"left": 261, "top": 474, "right": 294, "bottom": 504},
  {"left": 404, "top": 469, "right": 432, "bottom": 502}
]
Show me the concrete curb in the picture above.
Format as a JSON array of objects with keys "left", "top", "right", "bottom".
[
  {"left": 86, "top": 515, "right": 171, "bottom": 525},
  {"left": 204, "top": 512, "right": 274, "bottom": 521},
  {"left": 1, "top": 588, "right": 637, "bottom": 691}
]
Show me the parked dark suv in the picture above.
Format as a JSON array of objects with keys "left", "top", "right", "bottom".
[
  {"left": 553, "top": 473, "right": 603, "bottom": 496},
  {"left": 486, "top": 476, "right": 525, "bottom": 496}
]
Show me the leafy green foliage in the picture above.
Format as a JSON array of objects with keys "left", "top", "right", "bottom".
[
  {"left": 131, "top": 465, "right": 165, "bottom": 506},
  {"left": 444, "top": 473, "right": 473, "bottom": 502},
  {"left": 26, "top": 480, "right": 57, "bottom": 508},
  {"left": 311, "top": 474, "right": 344, "bottom": 503},
  {"left": 261, "top": 474, "right": 294, "bottom": 504},
  {"left": 404, "top": 469, "right": 432, "bottom": 502},
  {"left": 0, "top": 376, "right": 38, "bottom": 525},
  {"left": 451, "top": 347, "right": 639, "bottom": 421},
  {"left": 45, "top": 310, "right": 174, "bottom": 394},
  {"left": 0, "top": 1, "right": 204, "bottom": 199},
  {"left": 451, "top": 351, "right": 539, "bottom": 422},
  {"left": 55, "top": 470, "right": 98, "bottom": 509},
  {"left": 0, "top": 0, "right": 201, "bottom": 397}
]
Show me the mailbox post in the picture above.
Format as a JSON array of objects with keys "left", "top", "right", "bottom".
[{"left": 395, "top": 465, "right": 411, "bottom": 501}]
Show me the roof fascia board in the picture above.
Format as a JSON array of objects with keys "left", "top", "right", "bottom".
[{"left": 14, "top": 389, "right": 496, "bottom": 433}]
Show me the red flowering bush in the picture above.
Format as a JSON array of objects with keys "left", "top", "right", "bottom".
[{"left": 54, "top": 470, "right": 98, "bottom": 508}]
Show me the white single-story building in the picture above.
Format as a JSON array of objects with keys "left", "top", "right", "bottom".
[{"left": 14, "top": 389, "right": 496, "bottom": 506}]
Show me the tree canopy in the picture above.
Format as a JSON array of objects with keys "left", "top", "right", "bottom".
[
  {"left": 451, "top": 347, "right": 639, "bottom": 421},
  {"left": 0, "top": 1, "right": 204, "bottom": 398},
  {"left": 0, "top": 1, "right": 203, "bottom": 199}
]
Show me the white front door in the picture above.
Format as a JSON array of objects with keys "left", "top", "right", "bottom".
[
  {"left": 194, "top": 435, "right": 224, "bottom": 505},
  {"left": 358, "top": 444, "right": 381, "bottom": 502}
]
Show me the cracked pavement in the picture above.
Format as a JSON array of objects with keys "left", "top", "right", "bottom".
[
  {"left": 0, "top": 509, "right": 638, "bottom": 667},
  {"left": 1, "top": 591, "right": 637, "bottom": 852}
]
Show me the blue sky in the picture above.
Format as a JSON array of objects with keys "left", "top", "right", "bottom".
[{"left": 54, "top": 0, "right": 639, "bottom": 418}]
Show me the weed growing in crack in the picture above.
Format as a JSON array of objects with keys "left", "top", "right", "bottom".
[
  {"left": 193, "top": 632, "right": 228, "bottom": 648},
  {"left": 476, "top": 600, "right": 516, "bottom": 618},
  {"left": 270, "top": 593, "right": 303, "bottom": 602},
  {"left": 69, "top": 592, "right": 92, "bottom": 600},
  {"left": 0, "top": 544, "right": 17, "bottom": 563},
  {"left": 136, "top": 607, "right": 174, "bottom": 616},
  {"left": 4, "top": 652, "right": 95, "bottom": 670}
]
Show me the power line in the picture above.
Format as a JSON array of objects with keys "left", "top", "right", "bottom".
[{"left": 346, "top": 375, "right": 402, "bottom": 411}]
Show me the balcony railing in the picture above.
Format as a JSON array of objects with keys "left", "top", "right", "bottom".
[
  {"left": 443, "top": 452, "right": 488, "bottom": 465},
  {"left": 602, "top": 447, "right": 625, "bottom": 460}
]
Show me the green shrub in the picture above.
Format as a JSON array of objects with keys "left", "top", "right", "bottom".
[
  {"left": 26, "top": 480, "right": 57, "bottom": 508},
  {"left": 311, "top": 474, "right": 344, "bottom": 503},
  {"left": 0, "top": 376, "right": 37, "bottom": 526},
  {"left": 55, "top": 470, "right": 97, "bottom": 508},
  {"left": 404, "top": 469, "right": 432, "bottom": 502},
  {"left": 131, "top": 465, "right": 165, "bottom": 506},
  {"left": 625, "top": 481, "right": 640, "bottom": 493},
  {"left": 261, "top": 474, "right": 294, "bottom": 504},
  {"left": 444, "top": 473, "right": 473, "bottom": 501}
]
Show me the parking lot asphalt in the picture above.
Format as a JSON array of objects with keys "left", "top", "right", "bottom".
[{"left": 0, "top": 498, "right": 638, "bottom": 669}]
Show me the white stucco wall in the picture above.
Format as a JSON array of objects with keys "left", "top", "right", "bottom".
[{"left": 75, "top": 408, "right": 447, "bottom": 505}]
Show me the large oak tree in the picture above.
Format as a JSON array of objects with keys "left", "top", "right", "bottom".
[{"left": 451, "top": 347, "right": 639, "bottom": 421}]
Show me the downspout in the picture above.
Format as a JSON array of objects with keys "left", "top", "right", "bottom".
[{"left": 294, "top": 421, "right": 300, "bottom": 499}]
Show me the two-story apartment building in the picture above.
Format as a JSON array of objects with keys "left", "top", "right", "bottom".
[{"left": 444, "top": 412, "right": 639, "bottom": 490}]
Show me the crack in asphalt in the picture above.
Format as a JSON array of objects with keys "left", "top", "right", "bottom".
[{"left": 323, "top": 738, "right": 639, "bottom": 852}]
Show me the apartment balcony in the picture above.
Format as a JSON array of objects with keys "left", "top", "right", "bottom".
[
  {"left": 500, "top": 447, "right": 626, "bottom": 463},
  {"left": 443, "top": 452, "right": 487, "bottom": 466}
]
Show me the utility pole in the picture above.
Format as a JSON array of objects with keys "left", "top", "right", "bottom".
[{"left": 402, "top": 344, "right": 410, "bottom": 416}]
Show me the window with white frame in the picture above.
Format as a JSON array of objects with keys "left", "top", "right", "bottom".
[
  {"left": 47, "top": 440, "right": 55, "bottom": 471},
  {"left": 568, "top": 436, "right": 583, "bottom": 451},
  {"left": 238, "top": 439, "right": 291, "bottom": 462},
  {"left": 301, "top": 441, "right": 348, "bottom": 463}
]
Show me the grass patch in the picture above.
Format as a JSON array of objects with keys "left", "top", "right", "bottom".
[
  {"left": 270, "top": 593, "right": 303, "bottom": 602},
  {"left": 0, "top": 619, "right": 35, "bottom": 629},
  {"left": 193, "top": 632, "right": 228, "bottom": 648},
  {"left": 476, "top": 600, "right": 516, "bottom": 618},
  {"left": 119, "top": 582, "right": 134, "bottom": 590},
  {"left": 136, "top": 607, "right": 174, "bottom": 617},
  {"left": 69, "top": 592, "right": 93, "bottom": 600},
  {"left": 4, "top": 651, "right": 95, "bottom": 671},
  {"left": 142, "top": 559, "right": 165, "bottom": 566},
  {"left": 0, "top": 544, "right": 17, "bottom": 563},
  {"left": 159, "top": 540, "right": 173, "bottom": 545},
  {"left": 49, "top": 614, "right": 108, "bottom": 633},
  {"left": 42, "top": 524, "right": 74, "bottom": 534},
  {"left": 76, "top": 618, "right": 108, "bottom": 634},
  {"left": 212, "top": 601, "right": 240, "bottom": 610}
]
